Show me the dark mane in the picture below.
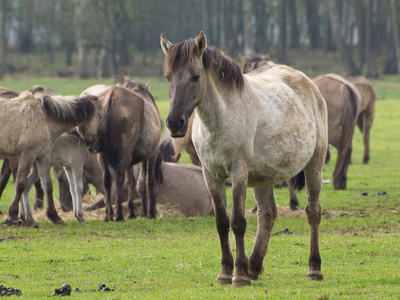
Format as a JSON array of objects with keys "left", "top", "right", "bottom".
[
  {"left": 165, "top": 38, "right": 244, "bottom": 91},
  {"left": 41, "top": 95, "right": 99, "bottom": 126}
]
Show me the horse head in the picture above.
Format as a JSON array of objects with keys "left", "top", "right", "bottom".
[
  {"left": 76, "top": 95, "right": 103, "bottom": 153},
  {"left": 160, "top": 32, "right": 208, "bottom": 137}
]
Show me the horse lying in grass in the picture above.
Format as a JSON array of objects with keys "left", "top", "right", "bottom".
[
  {"left": 0, "top": 89, "right": 102, "bottom": 225},
  {"left": 161, "top": 31, "right": 328, "bottom": 287},
  {"left": 55, "top": 150, "right": 213, "bottom": 218}
]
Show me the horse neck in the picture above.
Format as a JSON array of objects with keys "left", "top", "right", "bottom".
[{"left": 195, "top": 71, "right": 237, "bottom": 131}]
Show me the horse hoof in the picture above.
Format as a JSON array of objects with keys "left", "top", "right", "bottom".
[
  {"left": 248, "top": 269, "right": 260, "bottom": 280},
  {"left": 216, "top": 274, "right": 232, "bottom": 285},
  {"left": 307, "top": 270, "right": 324, "bottom": 281},
  {"left": 231, "top": 275, "right": 251, "bottom": 287},
  {"left": 116, "top": 216, "right": 125, "bottom": 222},
  {"left": 3, "top": 219, "right": 22, "bottom": 227}
]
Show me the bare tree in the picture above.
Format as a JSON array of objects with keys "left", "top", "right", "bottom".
[
  {"left": 326, "top": 0, "right": 359, "bottom": 76},
  {"left": 0, "top": 0, "right": 7, "bottom": 79},
  {"left": 243, "top": 0, "right": 253, "bottom": 55}
]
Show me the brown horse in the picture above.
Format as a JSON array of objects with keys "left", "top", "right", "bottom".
[
  {"left": 81, "top": 84, "right": 162, "bottom": 221},
  {"left": 1, "top": 90, "right": 102, "bottom": 225},
  {"left": 161, "top": 32, "right": 327, "bottom": 286},
  {"left": 313, "top": 74, "right": 361, "bottom": 190},
  {"left": 346, "top": 76, "right": 376, "bottom": 164}
]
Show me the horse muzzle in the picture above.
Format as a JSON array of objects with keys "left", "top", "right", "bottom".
[{"left": 166, "top": 117, "right": 188, "bottom": 138}]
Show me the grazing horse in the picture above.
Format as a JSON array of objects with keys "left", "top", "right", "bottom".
[
  {"left": 346, "top": 76, "right": 376, "bottom": 164},
  {"left": 1, "top": 91, "right": 101, "bottom": 225},
  {"left": 161, "top": 32, "right": 328, "bottom": 287},
  {"left": 81, "top": 84, "right": 162, "bottom": 221},
  {"left": 313, "top": 74, "right": 361, "bottom": 190}
]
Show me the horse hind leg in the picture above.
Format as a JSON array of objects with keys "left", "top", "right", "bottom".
[
  {"left": 248, "top": 186, "right": 277, "bottom": 281},
  {"left": 126, "top": 166, "right": 137, "bottom": 219},
  {"left": 20, "top": 165, "right": 40, "bottom": 225},
  {"left": 35, "top": 157, "right": 64, "bottom": 225},
  {"left": 304, "top": 156, "right": 325, "bottom": 281}
]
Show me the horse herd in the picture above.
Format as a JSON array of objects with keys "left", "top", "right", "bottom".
[{"left": 0, "top": 32, "right": 376, "bottom": 287}]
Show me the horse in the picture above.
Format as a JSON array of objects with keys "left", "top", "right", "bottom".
[
  {"left": 346, "top": 76, "right": 376, "bottom": 164},
  {"left": 6, "top": 132, "right": 91, "bottom": 223},
  {"left": 80, "top": 83, "right": 162, "bottom": 221},
  {"left": 240, "top": 53, "right": 274, "bottom": 74},
  {"left": 1, "top": 90, "right": 102, "bottom": 225},
  {"left": 312, "top": 74, "right": 361, "bottom": 190},
  {"left": 161, "top": 31, "right": 328, "bottom": 287}
]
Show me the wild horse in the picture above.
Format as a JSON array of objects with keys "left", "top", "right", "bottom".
[
  {"left": 0, "top": 89, "right": 101, "bottom": 225},
  {"left": 161, "top": 32, "right": 328, "bottom": 287},
  {"left": 81, "top": 83, "right": 162, "bottom": 221}
]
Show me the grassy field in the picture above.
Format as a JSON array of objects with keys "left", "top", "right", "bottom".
[{"left": 0, "top": 74, "right": 399, "bottom": 299}]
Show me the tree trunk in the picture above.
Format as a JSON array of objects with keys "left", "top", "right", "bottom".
[
  {"left": 288, "top": 0, "right": 299, "bottom": 49},
  {"left": 243, "top": 0, "right": 253, "bottom": 55},
  {"left": 225, "top": 0, "right": 235, "bottom": 54},
  {"left": 0, "top": 0, "right": 7, "bottom": 79},
  {"left": 77, "top": 43, "right": 89, "bottom": 78},
  {"left": 277, "top": 0, "right": 287, "bottom": 63},
  {"left": 304, "top": 0, "right": 320, "bottom": 49},
  {"left": 364, "top": 0, "right": 379, "bottom": 77},
  {"left": 390, "top": 0, "right": 400, "bottom": 73},
  {"left": 326, "top": 0, "right": 360, "bottom": 76}
]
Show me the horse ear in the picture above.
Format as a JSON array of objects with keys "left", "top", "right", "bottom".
[
  {"left": 144, "top": 80, "right": 151, "bottom": 89},
  {"left": 160, "top": 34, "right": 173, "bottom": 55},
  {"left": 195, "top": 31, "right": 207, "bottom": 56}
]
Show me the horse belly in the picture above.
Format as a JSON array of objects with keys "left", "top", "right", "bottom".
[{"left": 247, "top": 126, "right": 317, "bottom": 187}]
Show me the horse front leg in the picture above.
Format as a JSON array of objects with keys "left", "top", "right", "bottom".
[
  {"left": 202, "top": 168, "right": 233, "bottom": 285},
  {"left": 248, "top": 186, "right": 277, "bottom": 280},
  {"left": 7, "top": 156, "right": 35, "bottom": 224},
  {"left": 230, "top": 165, "right": 251, "bottom": 287},
  {"left": 64, "top": 167, "right": 87, "bottom": 223},
  {"left": 35, "top": 157, "right": 64, "bottom": 225}
]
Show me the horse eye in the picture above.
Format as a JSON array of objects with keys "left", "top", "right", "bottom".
[{"left": 192, "top": 75, "right": 200, "bottom": 82}]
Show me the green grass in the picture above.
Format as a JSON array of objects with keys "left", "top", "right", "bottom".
[{"left": 0, "top": 75, "right": 400, "bottom": 299}]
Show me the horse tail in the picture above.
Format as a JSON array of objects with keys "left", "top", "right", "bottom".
[
  {"left": 101, "top": 87, "right": 123, "bottom": 169},
  {"left": 41, "top": 94, "right": 98, "bottom": 126},
  {"left": 155, "top": 150, "right": 164, "bottom": 185},
  {"left": 289, "top": 170, "right": 306, "bottom": 192},
  {"left": 159, "top": 131, "right": 177, "bottom": 162},
  {"left": 333, "top": 81, "right": 361, "bottom": 190}
]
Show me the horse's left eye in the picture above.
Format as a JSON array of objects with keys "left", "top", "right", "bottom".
[{"left": 192, "top": 75, "right": 200, "bottom": 82}]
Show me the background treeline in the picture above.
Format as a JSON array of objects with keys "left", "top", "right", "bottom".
[{"left": 0, "top": 0, "right": 399, "bottom": 79}]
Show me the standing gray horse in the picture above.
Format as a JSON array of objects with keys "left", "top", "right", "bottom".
[{"left": 161, "top": 32, "right": 328, "bottom": 287}]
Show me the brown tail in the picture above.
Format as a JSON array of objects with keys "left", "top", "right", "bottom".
[
  {"left": 100, "top": 87, "right": 123, "bottom": 169},
  {"left": 333, "top": 82, "right": 360, "bottom": 190}
]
